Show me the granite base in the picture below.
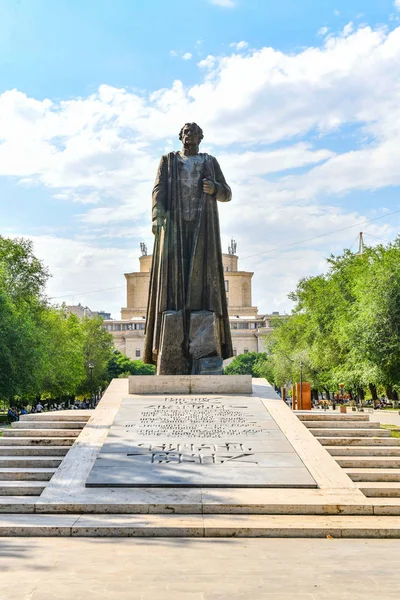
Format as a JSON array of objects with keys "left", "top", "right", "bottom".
[{"left": 128, "top": 375, "right": 252, "bottom": 395}]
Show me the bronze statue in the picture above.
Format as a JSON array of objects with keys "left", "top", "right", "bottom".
[{"left": 144, "top": 123, "right": 233, "bottom": 374}]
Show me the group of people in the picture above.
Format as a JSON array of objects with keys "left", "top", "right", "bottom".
[
  {"left": 7, "top": 406, "right": 29, "bottom": 422},
  {"left": 6, "top": 399, "right": 92, "bottom": 422}
]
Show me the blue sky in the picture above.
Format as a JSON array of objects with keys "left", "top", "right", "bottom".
[
  {"left": 0, "top": 0, "right": 394, "bottom": 97},
  {"left": 1, "top": 0, "right": 400, "bottom": 317}
]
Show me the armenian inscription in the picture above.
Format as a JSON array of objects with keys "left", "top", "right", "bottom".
[
  {"left": 86, "top": 395, "right": 317, "bottom": 488},
  {"left": 123, "top": 397, "right": 269, "bottom": 439}
]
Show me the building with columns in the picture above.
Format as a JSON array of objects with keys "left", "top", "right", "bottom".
[{"left": 102, "top": 247, "right": 281, "bottom": 361}]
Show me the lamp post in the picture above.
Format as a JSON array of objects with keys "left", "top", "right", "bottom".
[
  {"left": 299, "top": 361, "right": 304, "bottom": 410},
  {"left": 89, "top": 362, "right": 94, "bottom": 407}
]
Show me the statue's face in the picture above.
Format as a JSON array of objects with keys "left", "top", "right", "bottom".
[{"left": 181, "top": 124, "right": 201, "bottom": 147}]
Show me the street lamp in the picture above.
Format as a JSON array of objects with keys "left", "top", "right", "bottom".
[{"left": 89, "top": 362, "right": 94, "bottom": 407}]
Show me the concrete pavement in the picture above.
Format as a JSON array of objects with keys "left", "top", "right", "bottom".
[{"left": 1, "top": 537, "right": 400, "bottom": 599}]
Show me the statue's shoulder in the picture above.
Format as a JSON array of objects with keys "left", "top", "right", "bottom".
[
  {"left": 198, "top": 152, "right": 216, "bottom": 162},
  {"left": 202, "top": 152, "right": 219, "bottom": 162}
]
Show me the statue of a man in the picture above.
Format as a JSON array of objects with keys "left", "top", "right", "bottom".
[{"left": 143, "top": 123, "right": 233, "bottom": 374}]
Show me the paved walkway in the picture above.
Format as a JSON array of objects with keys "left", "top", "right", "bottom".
[
  {"left": 312, "top": 407, "right": 400, "bottom": 426},
  {"left": 370, "top": 410, "right": 400, "bottom": 426},
  {"left": 1, "top": 538, "right": 400, "bottom": 599}
]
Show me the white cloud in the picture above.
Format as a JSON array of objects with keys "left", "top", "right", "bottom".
[
  {"left": 395, "top": 1, "right": 400, "bottom": 11},
  {"left": 317, "top": 26, "right": 329, "bottom": 37},
  {"left": 170, "top": 50, "right": 193, "bottom": 60},
  {"left": 229, "top": 41, "right": 249, "bottom": 51},
  {"left": 218, "top": 144, "right": 335, "bottom": 179},
  {"left": 342, "top": 21, "right": 354, "bottom": 37},
  {"left": 22, "top": 235, "right": 137, "bottom": 318},
  {"left": 209, "top": 0, "right": 235, "bottom": 7},
  {"left": 197, "top": 54, "right": 216, "bottom": 69},
  {"left": 3, "top": 23, "right": 400, "bottom": 315}
]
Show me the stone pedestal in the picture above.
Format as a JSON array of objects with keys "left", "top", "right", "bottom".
[{"left": 128, "top": 375, "right": 252, "bottom": 395}]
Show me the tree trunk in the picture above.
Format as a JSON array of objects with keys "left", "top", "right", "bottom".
[
  {"left": 369, "top": 383, "right": 378, "bottom": 404},
  {"left": 386, "top": 386, "right": 393, "bottom": 401},
  {"left": 324, "top": 388, "right": 330, "bottom": 401}
]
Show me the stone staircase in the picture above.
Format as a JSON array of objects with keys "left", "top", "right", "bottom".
[
  {"left": 0, "top": 412, "right": 91, "bottom": 505},
  {"left": 297, "top": 411, "right": 400, "bottom": 500},
  {"left": 4, "top": 394, "right": 400, "bottom": 537}
]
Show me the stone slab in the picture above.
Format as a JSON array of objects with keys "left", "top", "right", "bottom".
[
  {"left": 87, "top": 394, "right": 316, "bottom": 488},
  {"left": 157, "top": 310, "right": 186, "bottom": 375},
  {"left": 189, "top": 310, "right": 221, "bottom": 360},
  {"left": 128, "top": 374, "right": 252, "bottom": 394},
  {"left": 72, "top": 514, "right": 205, "bottom": 537},
  {"left": 86, "top": 465, "right": 316, "bottom": 488},
  {"left": 0, "top": 514, "right": 80, "bottom": 536}
]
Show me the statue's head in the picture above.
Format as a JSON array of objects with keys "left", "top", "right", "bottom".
[{"left": 179, "top": 122, "right": 204, "bottom": 148}]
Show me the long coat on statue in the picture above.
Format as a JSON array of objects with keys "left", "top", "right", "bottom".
[{"left": 143, "top": 151, "right": 233, "bottom": 365}]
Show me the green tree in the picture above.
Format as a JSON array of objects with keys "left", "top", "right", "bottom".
[
  {"left": 0, "top": 237, "right": 50, "bottom": 402},
  {"left": 0, "top": 236, "right": 117, "bottom": 405},
  {"left": 39, "top": 310, "right": 86, "bottom": 398},
  {"left": 107, "top": 350, "right": 155, "bottom": 379},
  {"left": 224, "top": 352, "right": 272, "bottom": 379},
  {"left": 77, "top": 316, "right": 114, "bottom": 395},
  {"left": 269, "top": 238, "right": 400, "bottom": 400}
]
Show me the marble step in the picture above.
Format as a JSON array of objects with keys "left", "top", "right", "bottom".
[
  {"left": 336, "top": 456, "right": 400, "bottom": 468},
  {"left": 20, "top": 413, "right": 91, "bottom": 422},
  {"left": 0, "top": 457, "right": 62, "bottom": 468},
  {"left": 356, "top": 482, "right": 400, "bottom": 497},
  {"left": 296, "top": 413, "right": 369, "bottom": 421},
  {"left": 311, "top": 429, "right": 390, "bottom": 437},
  {"left": 370, "top": 498, "right": 400, "bottom": 514},
  {"left": 3, "top": 514, "right": 400, "bottom": 537},
  {"left": 0, "top": 437, "right": 74, "bottom": 446},
  {"left": 327, "top": 447, "right": 400, "bottom": 456},
  {"left": 319, "top": 437, "right": 400, "bottom": 446},
  {"left": 12, "top": 421, "right": 86, "bottom": 430},
  {"left": 0, "top": 446, "right": 68, "bottom": 457},
  {"left": 33, "top": 488, "right": 375, "bottom": 516},
  {"left": 0, "top": 496, "right": 38, "bottom": 513},
  {"left": 0, "top": 468, "right": 56, "bottom": 481},
  {"left": 303, "top": 421, "right": 379, "bottom": 429},
  {"left": 0, "top": 481, "right": 48, "bottom": 496},
  {"left": 345, "top": 469, "right": 400, "bottom": 482},
  {"left": 3, "top": 429, "right": 81, "bottom": 438}
]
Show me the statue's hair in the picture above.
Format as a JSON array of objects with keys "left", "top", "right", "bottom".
[{"left": 179, "top": 122, "right": 204, "bottom": 142}]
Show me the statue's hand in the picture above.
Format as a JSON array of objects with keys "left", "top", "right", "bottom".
[
  {"left": 203, "top": 178, "right": 216, "bottom": 195},
  {"left": 152, "top": 216, "right": 165, "bottom": 236}
]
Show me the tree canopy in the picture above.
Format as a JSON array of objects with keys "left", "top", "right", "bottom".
[
  {"left": 264, "top": 238, "right": 400, "bottom": 400},
  {"left": 0, "top": 236, "right": 115, "bottom": 405},
  {"left": 224, "top": 352, "right": 274, "bottom": 381},
  {"left": 107, "top": 350, "right": 156, "bottom": 379}
]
